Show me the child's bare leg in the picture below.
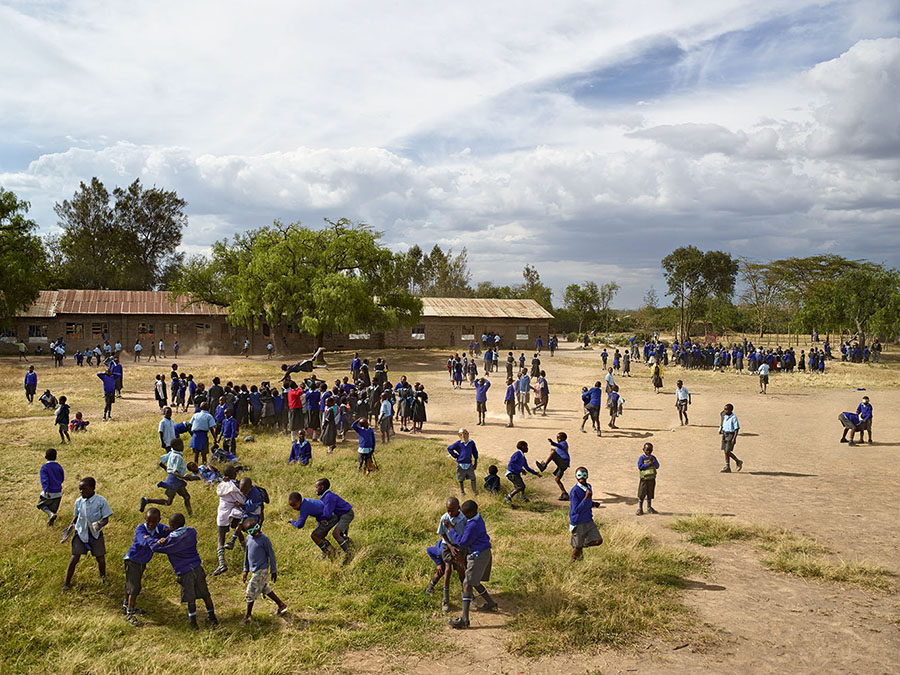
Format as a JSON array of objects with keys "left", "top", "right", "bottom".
[
  {"left": 266, "top": 590, "right": 286, "bottom": 610},
  {"left": 64, "top": 553, "right": 80, "bottom": 588},
  {"left": 96, "top": 555, "right": 106, "bottom": 579}
]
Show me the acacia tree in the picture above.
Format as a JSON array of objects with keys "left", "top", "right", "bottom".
[
  {"left": 51, "top": 177, "right": 187, "bottom": 289},
  {"left": 662, "top": 246, "right": 738, "bottom": 340},
  {"left": 169, "top": 219, "right": 422, "bottom": 349},
  {"left": 473, "top": 264, "right": 554, "bottom": 311},
  {"left": 0, "top": 188, "right": 46, "bottom": 327},
  {"left": 797, "top": 266, "right": 900, "bottom": 347},
  {"left": 564, "top": 281, "right": 600, "bottom": 334},
  {"left": 739, "top": 259, "right": 785, "bottom": 338},
  {"left": 598, "top": 281, "right": 620, "bottom": 334}
]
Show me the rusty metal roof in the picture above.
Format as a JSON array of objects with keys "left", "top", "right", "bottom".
[
  {"left": 16, "top": 290, "right": 228, "bottom": 317},
  {"left": 421, "top": 297, "right": 553, "bottom": 320},
  {"left": 18, "top": 290, "right": 59, "bottom": 318}
]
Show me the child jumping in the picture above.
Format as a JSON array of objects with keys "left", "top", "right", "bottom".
[
  {"left": 503, "top": 441, "right": 541, "bottom": 504},
  {"left": 536, "top": 432, "right": 570, "bottom": 501}
]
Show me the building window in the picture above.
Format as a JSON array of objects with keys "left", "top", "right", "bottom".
[
  {"left": 461, "top": 325, "right": 475, "bottom": 342},
  {"left": 0, "top": 328, "right": 15, "bottom": 338},
  {"left": 91, "top": 322, "right": 109, "bottom": 338},
  {"left": 29, "top": 324, "right": 48, "bottom": 338},
  {"left": 195, "top": 322, "right": 212, "bottom": 335},
  {"left": 220, "top": 322, "right": 231, "bottom": 338},
  {"left": 137, "top": 322, "right": 154, "bottom": 335},
  {"left": 65, "top": 323, "right": 84, "bottom": 339},
  {"left": 349, "top": 332, "right": 371, "bottom": 340},
  {"left": 516, "top": 325, "right": 530, "bottom": 340},
  {"left": 411, "top": 324, "right": 426, "bottom": 340},
  {"left": 165, "top": 323, "right": 179, "bottom": 335}
]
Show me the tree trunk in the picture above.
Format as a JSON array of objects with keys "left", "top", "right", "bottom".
[{"left": 315, "top": 332, "right": 327, "bottom": 364}]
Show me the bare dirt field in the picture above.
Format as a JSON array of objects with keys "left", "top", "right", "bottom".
[{"left": 2, "top": 342, "right": 898, "bottom": 674}]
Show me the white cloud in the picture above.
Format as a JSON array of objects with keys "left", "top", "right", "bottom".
[{"left": 0, "top": 3, "right": 898, "bottom": 306}]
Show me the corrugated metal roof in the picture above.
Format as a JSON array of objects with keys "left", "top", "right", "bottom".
[
  {"left": 18, "top": 290, "right": 59, "bottom": 318},
  {"left": 16, "top": 290, "right": 228, "bottom": 317},
  {"left": 421, "top": 297, "right": 553, "bottom": 319}
]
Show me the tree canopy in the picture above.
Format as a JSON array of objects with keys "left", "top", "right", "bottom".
[
  {"left": 168, "top": 219, "right": 422, "bottom": 345},
  {"left": 0, "top": 188, "right": 46, "bottom": 328},
  {"left": 564, "top": 281, "right": 600, "bottom": 334},
  {"left": 49, "top": 177, "right": 187, "bottom": 290},
  {"left": 662, "top": 246, "right": 738, "bottom": 340}
]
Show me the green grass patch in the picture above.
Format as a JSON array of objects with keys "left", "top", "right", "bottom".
[
  {"left": 671, "top": 515, "right": 895, "bottom": 591},
  {"left": 0, "top": 359, "right": 712, "bottom": 673}
]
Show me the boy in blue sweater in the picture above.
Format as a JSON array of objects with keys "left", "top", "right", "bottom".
[
  {"left": 97, "top": 368, "right": 117, "bottom": 420},
  {"left": 351, "top": 417, "right": 377, "bottom": 474},
  {"left": 314, "top": 478, "right": 354, "bottom": 560},
  {"left": 122, "top": 507, "right": 170, "bottom": 626},
  {"left": 149, "top": 513, "right": 218, "bottom": 629},
  {"left": 425, "top": 496, "right": 467, "bottom": 612},
  {"left": 503, "top": 441, "right": 541, "bottom": 504},
  {"left": 55, "top": 396, "right": 71, "bottom": 444},
  {"left": 569, "top": 467, "right": 602, "bottom": 562},
  {"left": 38, "top": 447, "right": 64, "bottom": 525},
  {"left": 288, "top": 429, "right": 312, "bottom": 465},
  {"left": 447, "top": 500, "right": 497, "bottom": 629},
  {"left": 221, "top": 407, "right": 238, "bottom": 457},
  {"left": 636, "top": 442, "right": 660, "bottom": 515},
  {"left": 241, "top": 519, "right": 287, "bottom": 623},
  {"left": 24, "top": 365, "right": 37, "bottom": 404},
  {"left": 287, "top": 491, "right": 329, "bottom": 557},
  {"left": 474, "top": 377, "right": 490, "bottom": 426},
  {"left": 536, "top": 432, "right": 570, "bottom": 501}
]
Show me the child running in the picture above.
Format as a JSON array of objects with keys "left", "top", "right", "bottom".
[
  {"left": 569, "top": 467, "right": 603, "bottom": 562},
  {"left": 213, "top": 465, "right": 245, "bottom": 575},
  {"left": 241, "top": 518, "right": 287, "bottom": 623},
  {"left": 149, "top": 512, "right": 219, "bottom": 629},
  {"left": 503, "top": 441, "right": 541, "bottom": 504},
  {"left": 140, "top": 438, "right": 193, "bottom": 516},
  {"left": 312, "top": 478, "right": 354, "bottom": 561},
  {"left": 536, "top": 432, "right": 570, "bottom": 501},
  {"left": 38, "top": 447, "right": 64, "bottom": 526}
]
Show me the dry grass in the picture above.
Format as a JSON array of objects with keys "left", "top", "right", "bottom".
[
  {"left": 0, "top": 356, "right": 710, "bottom": 674},
  {"left": 671, "top": 515, "right": 895, "bottom": 592}
]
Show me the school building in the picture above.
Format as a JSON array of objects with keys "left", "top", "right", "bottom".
[{"left": 10, "top": 290, "right": 553, "bottom": 354}]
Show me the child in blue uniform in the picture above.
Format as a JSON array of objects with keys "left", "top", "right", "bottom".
[
  {"left": 313, "top": 478, "right": 354, "bottom": 559},
  {"left": 536, "top": 432, "right": 570, "bottom": 501},
  {"left": 38, "top": 447, "right": 64, "bottom": 525},
  {"left": 425, "top": 497, "right": 467, "bottom": 612},
  {"left": 447, "top": 500, "right": 497, "bottom": 629},
  {"left": 635, "top": 442, "right": 660, "bottom": 515},
  {"left": 241, "top": 519, "right": 287, "bottom": 623},
  {"left": 288, "top": 429, "right": 312, "bottom": 465},
  {"left": 483, "top": 465, "right": 501, "bottom": 493},
  {"left": 503, "top": 441, "right": 541, "bottom": 504},
  {"left": 447, "top": 429, "right": 479, "bottom": 495},
  {"left": 122, "top": 507, "right": 170, "bottom": 625},
  {"left": 140, "top": 438, "right": 193, "bottom": 516},
  {"left": 569, "top": 467, "right": 602, "bottom": 561}
]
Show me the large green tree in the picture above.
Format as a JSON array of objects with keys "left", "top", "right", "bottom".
[
  {"left": 473, "top": 264, "right": 554, "bottom": 311},
  {"left": 169, "top": 219, "right": 422, "bottom": 348},
  {"left": 598, "top": 281, "right": 620, "bottom": 334},
  {"left": 739, "top": 259, "right": 786, "bottom": 338},
  {"left": 397, "top": 244, "right": 472, "bottom": 296},
  {"left": 564, "top": 281, "right": 600, "bottom": 334},
  {"left": 0, "top": 188, "right": 47, "bottom": 328},
  {"left": 50, "top": 177, "right": 187, "bottom": 289},
  {"left": 797, "top": 265, "right": 900, "bottom": 347},
  {"left": 662, "top": 246, "right": 738, "bottom": 340}
]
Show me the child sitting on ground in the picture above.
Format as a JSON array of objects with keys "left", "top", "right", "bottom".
[
  {"left": 69, "top": 411, "right": 89, "bottom": 432},
  {"left": 483, "top": 465, "right": 501, "bottom": 494},
  {"left": 288, "top": 430, "right": 312, "bottom": 465}
]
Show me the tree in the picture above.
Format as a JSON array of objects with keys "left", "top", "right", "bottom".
[
  {"left": 662, "top": 246, "right": 738, "bottom": 340},
  {"left": 797, "top": 266, "right": 900, "bottom": 347},
  {"left": 51, "top": 177, "right": 187, "bottom": 289},
  {"left": 473, "top": 264, "right": 554, "bottom": 311},
  {"left": 739, "top": 259, "right": 786, "bottom": 338},
  {"left": 598, "top": 281, "right": 620, "bottom": 334},
  {"left": 0, "top": 188, "right": 46, "bottom": 328},
  {"left": 564, "top": 282, "right": 600, "bottom": 334},
  {"left": 169, "top": 219, "right": 422, "bottom": 348}
]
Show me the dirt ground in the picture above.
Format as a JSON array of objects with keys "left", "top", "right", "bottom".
[{"left": 5, "top": 343, "right": 898, "bottom": 673}]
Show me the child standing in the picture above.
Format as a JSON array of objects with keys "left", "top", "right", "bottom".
[
  {"left": 149, "top": 513, "right": 219, "bottom": 629},
  {"left": 636, "top": 442, "right": 660, "bottom": 515},
  {"left": 62, "top": 477, "right": 113, "bottom": 590},
  {"left": 504, "top": 377, "right": 516, "bottom": 428},
  {"left": 474, "top": 377, "right": 490, "bottom": 426},
  {"left": 351, "top": 417, "right": 377, "bottom": 473},
  {"left": 122, "top": 507, "right": 170, "bottom": 626},
  {"left": 503, "top": 441, "right": 541, "bottom": 504},
  {"left": 55, "top": 396, "right": 71, "bottom": 444},
  {"left": 675, "top": 380, "right": 691, "bottom": 425},
  {"left": 221, "top": 408, "right": 238, "bottom": 457},
  {"left": 447, "top": 429, "right": 479, "bottom": 495},
  {"left": 536, "top": 432, "right": 570, "bottom": 501},
  {"left": 377, "top": 391, "right": 393, "bottom": 444},
  {"left": 38, "top": 448, "right": 64, "bottom": 525},
  {"left": 189, "top": 402, "right": 218, "bottom": 465},
  {"left": 241, "top": 519, "right": 287, "bottom": 623},
  {"left": 24, "top": 365, "right": 37, "bottom": 403},
  {"left": 569, "top": 467, "right": 603, "bottom": 562}
]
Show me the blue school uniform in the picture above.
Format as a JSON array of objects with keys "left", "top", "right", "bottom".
[
  {"left": 352, "top": 421, "right": 376, "bottom": 453},
  {"left": 475, "top": 380, "right": 491, "bottom": 402},
  {"left": 507, "top": 449, "right": 539, "bottom": 476},
  {"left": 550, "top": 440, "right": 569, "bottom": 462},
  {"left": 320, "top": 490, "right": 352, "bottom": 520},
  {"left": 454, "top": 513, "right": 491, "bottom": 554},
  {"left": 124, "top": 522, "right": 171, "bottom": 564},
  {"left": 149, "top": 526, "right": 202, "bottom": 575},
  {"left": 447, "top": 439, "right": 478, "bottom": 468},
  {"left": 289, "top": 440, "right": 312, "bottom": 465},
  {"left": 290, "top": 498, "right": 325, "bottom": 528},
  {"left": 569, "top": 482, "right": 595, "bottom": 526},
  {"left": 221, "top": 417, "right": 238, "bottom": 440},
  {"left": 40, "top": 461, "right": 65, "bottom": 494},
  {"left": 189, "top": 410, "right": 216, "bottom": 451}
]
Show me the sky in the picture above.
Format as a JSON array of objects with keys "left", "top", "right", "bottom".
[{"left": 1, "top": 0, "right": 899, "bottom": 307}]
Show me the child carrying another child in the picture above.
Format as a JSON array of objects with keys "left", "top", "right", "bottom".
[{"left": 447, "top": 500, "right": 498, "bottom": 629}]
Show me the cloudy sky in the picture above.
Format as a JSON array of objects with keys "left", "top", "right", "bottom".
[{"left": 1, "top": 0, "right": 899, "bottom": 306}]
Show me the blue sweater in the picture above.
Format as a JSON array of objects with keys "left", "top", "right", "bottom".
[
  {"left": 40, "top": 461, "right": 65, "bottom": 494},
  {"left": 351, "top": 421, "right": 376, "bottom": 449},
  {"left": 550, "top": 440, "right": 569, "bottom": 462},
  {"left": 150, "top": 526, "right": 202, "bottom": 575},
  {"left": 507, "top": 449, "right": 539, "bottom": 476},
  {"left": 447, "top": 440, "right": 478, "bottom": 465},
  {"left": 569, "top": 483, "right": 594, "bottom": 526},
  {"left": 320, "top": 490, "right": 353, "bottom": 520},
  {"left": 97, "top": 372, "right": 117, "bottom": 394},
  {"left": 124, "top": 523, "right": 170, "bottom": 564},
  {"left": 24, "top": 371, "right": 37, "bottom": 388},
  {"left": 475, "top": 380, "right": 491, "bottom": 402},
  {"left": 454, "top": 514, "right": 491, "bottom": 554},
  {"left": 290, "top": 499, "right": 325, "bottom": 528},
  {"left": 244, "top": 532, "right": 277, "bottom": 573}
]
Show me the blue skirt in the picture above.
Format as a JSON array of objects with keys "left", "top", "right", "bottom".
[{"left": 190, "top": 430, "right": 209, "bottom": 451}]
